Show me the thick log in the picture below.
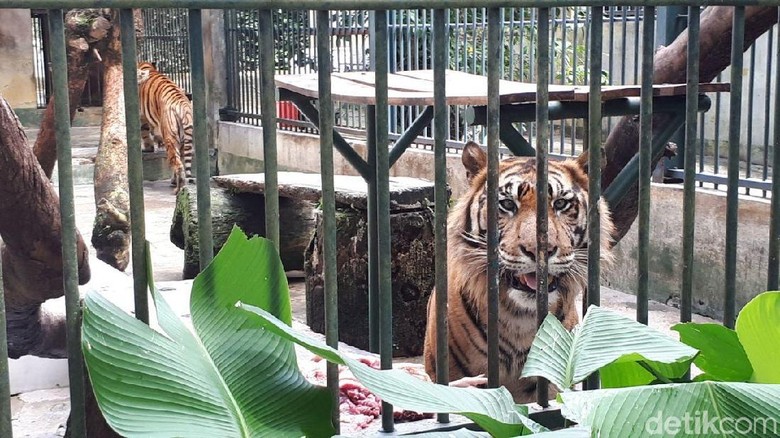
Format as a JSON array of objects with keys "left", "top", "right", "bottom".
[
  {"left": 171, "top": 183, "right": 317, "bottom": 279},
  {"left": 92, "top": 9, "right": 131, "bottom": 271},
  {"left": 305, "top": 206, "right": 438, "bottom": 357},
  {"left": 0, "top": 97, "right": 90, "bottom": 359},
  {"left": 601, "top": 6, "right": 779, "bottom": 242},
  {"left": 35, "top": 9, "right": 113, "bottom": 178}
]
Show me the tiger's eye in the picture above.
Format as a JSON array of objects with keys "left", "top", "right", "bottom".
[
  {"left": 553, "top": 199, "right": 569, "bottom": 210},
  {"left": 499, "top": 198, "right": 517, "bottom": 212}
]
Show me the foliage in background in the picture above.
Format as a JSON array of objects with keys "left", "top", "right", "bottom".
[{"left": 230, "top": 9, "right": 311, "bottom": 72}]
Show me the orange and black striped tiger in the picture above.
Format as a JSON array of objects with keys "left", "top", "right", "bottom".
[
  {"left": 423, "top": 141, "right": 615, "bottom": 402},
  {"left": 137, "top": 61, "right": 194, "bottom": 194}
]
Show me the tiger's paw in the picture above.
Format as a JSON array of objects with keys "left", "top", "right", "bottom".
[{"left": 449, "top": 374, "right": 488, "bottom": 388}]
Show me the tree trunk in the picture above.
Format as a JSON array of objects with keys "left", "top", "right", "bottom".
[
  {"left": 0, "top": 97, "right": 90, "bottom": 358},
  {"left": 170, "top": 184, "right": 317, "bottom": 279},
  {"left": 35, "top": 9, "right": 114, "bottom": 179},
  {"left": 602, "top": 6, "right": 779, "bottom": 241},
  {"left": 92, "top": 9, "right": 131, "bottom": 271}
]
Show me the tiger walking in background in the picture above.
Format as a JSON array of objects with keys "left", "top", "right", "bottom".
[
  {"left": 423, "top": 141, "right": 615, "bottom": 403},
  {"left": 136, "top": 61, "right": 194, "bottom": 194}
]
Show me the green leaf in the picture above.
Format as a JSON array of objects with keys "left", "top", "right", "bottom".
[
  {"left": 599, "top": 360, "right": 691, "bottom": 388},
  {"left": 672, "top": 323, "right": 752, "bottom": 382},
  {"left": 735, "top": 291, "right": 780, "bottom": 383},
  {"left": 521, "top": 306, "right": 698, "bottom": 390},
  {"left": 560, "top": 382, "right": 780, "bottom": 438},
  {"left": 83, "top": 228, "right": 335, "bottom": 437},
  {"left": 239, "top": 302, "right": 547, "bottom": 437}
]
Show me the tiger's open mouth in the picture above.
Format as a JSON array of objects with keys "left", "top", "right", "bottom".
[{"left": 505, "top": 271, "right": 560, "bottom": 294}]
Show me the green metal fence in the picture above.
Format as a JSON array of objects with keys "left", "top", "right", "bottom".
[
  {"left": 220, "top": 6, "right": 777, "bottom": 197},
  {"left": 1, "top": 1, "right": 779, "bottom": 436}
]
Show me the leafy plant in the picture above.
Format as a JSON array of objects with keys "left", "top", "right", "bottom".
[
  {"left": 520, "top": 307, "right": 697, "bottom": 390},
  {"left": 83, "top": 226, "right": 780, "bottom": 437},
  {"left": 83, "top": 229, "right": 543, "bottom": 437},
  {"left": 672, "top": 291, "right": 780, "bottom": 383},
  {"left": 82, "top": 232, "right": 334, "bottom": 437}
]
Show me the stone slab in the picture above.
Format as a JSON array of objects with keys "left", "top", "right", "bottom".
[{"left": 213, "top": 171, "right": 437, "bottom": 211}]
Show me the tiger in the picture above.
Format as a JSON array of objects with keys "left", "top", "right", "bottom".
[
  {"left": 423, "top": 141, "right": 615, "bottom": 403},
  {"left": 136, "top": 61, "right": 194, "bottom": 194}
]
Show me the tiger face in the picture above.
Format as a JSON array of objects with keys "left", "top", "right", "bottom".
[
  {"left": 457, "top": 141, "right": 613, "bottom": 310},
  {"left": 423, "top": 141, "right": 614, "bottom": 402}
]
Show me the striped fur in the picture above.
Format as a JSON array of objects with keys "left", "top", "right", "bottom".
[
  {"left": 423, "top": 141, "right": 614, "bottom": 402},
  {"left": 137, "top": 61, "right": 194, "bottom": 194}
]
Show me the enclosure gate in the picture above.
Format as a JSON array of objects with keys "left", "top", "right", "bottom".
[{"left": 0, "top": 1, "right": 779, "bottom": 437}]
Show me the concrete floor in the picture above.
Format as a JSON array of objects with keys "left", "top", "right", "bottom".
[{"left": 10, "top": 127, "right": 718, "bottom": 437}]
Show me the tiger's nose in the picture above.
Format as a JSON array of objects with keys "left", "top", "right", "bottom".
[{"left": 521, "top": 245, "right": 558, "bottom": 261}]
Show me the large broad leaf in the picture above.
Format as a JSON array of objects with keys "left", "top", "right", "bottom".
[
  {"left": 560, "top": 382, "right": 780, "bottom": 438},
  {"left": 83, "top": 229, "right": 335, "bottom": 437},
  {"left": 239, "top": 302, "right": 546, "bottom": 437},
  {"left": 672, "top": 323, "right": 752, "bottom": 382},
  {"left": 735, "top": 291, "right": 780, "bottom": 383},
  {"left": 521, "top": 306, "right": 698, "bottom": 390},
  {"left": 599, "top": 360, "right": 691, "bottom": 388}
]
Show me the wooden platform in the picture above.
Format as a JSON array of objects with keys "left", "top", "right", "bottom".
[{"left": 276, "top": 69, "right": 730, "bottom": 106}]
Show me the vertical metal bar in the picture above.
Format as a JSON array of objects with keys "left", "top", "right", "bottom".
[
  {"left": 188, "top": 10, "right": 214, "bottom": 267},
  {"left": 486, "top": 6, "right": 501, "bottom": 390},
  {"left": 768, "top": 8, "right": 780, "bottom": 291},
  {"left": 367, "top": 11, "right": 379, "bottom": 353},
  {"left": 584, "top": 6, "right": 603, "bottom": 392},
  {"left": 724, "top": 6, "right": 744, "bottom": 329},
  {"left": 259, "top": 9, "right": 280, "bottom": 250},
  {"left": 315, "top": 10, "right": 339, "bottom": 432},
  {"left": 119, "top": 9, "right": 149, "bottom": 323},
  {"left": 746, "top": 45, "right": 756, "bottom": 195},
  {"left": 48, "top": 9, "right": 85, "bottom": 436},
  {"left": 373, "top": 10, "right": 394, "bottom": 433},
  {"left": 535, "top": 7, "right": 550, "bottom": 407},
  {"left": 433, "top": 8, "right": 449, "bottom": 425},
  {"left": 366, "top": 114, "right": 380, "bottom": 349},
  {"left": 637, "top": 6, "right": 655, "bottom": 326},
  {"left": 0, "top": 253, "right": 11, "bottom": 437},
  {"left": 763, "top": 27, "right": 774, "bottom": 198},
  {"left": 682, "top": 6, "right": 700, "bottom": 324}
]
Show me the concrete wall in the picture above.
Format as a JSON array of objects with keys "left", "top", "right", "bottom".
[
  {"left": 605, "top": 185, "right": 772, "bottom": 320},
  {"left": 0, "top": 9, "right": 37, "bottom": 109},
  {"left": 218, "top": 121, "right": 773, "bottom": 320}
]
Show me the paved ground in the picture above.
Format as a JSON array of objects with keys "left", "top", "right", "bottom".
[{"left": 10, "top": 126, "right": 718, "bottom": 437}]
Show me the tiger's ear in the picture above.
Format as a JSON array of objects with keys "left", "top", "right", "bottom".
[
  {"left": 462, "top": 141, "right": 487, "bottom": 182},
  {"left": 574, "top": 146, "right": 606, "bottom": 175}
]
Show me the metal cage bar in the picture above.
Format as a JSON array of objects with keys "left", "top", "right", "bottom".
[
  {"left": 681, "top": 5, "right": 700, "bottom": 324},
  {"left": 584, "top": 5, "right": 603, "bottom": 391},
  {"left": 724, "top": 5, "right": 745, "bottom": 329},
  {"left": 534, "top": 6, "right": 551, "bottom": 406},
  {"left": 432, "top": 7, "right": 450, "bottom": 425},
  {"left": 119, "top": 8, "right": 150, "bottom": 324},
  {"left": 259, "top": 9, "right": 280, "bottom": 249},
  {"left": 0, "top": 254, "right": 11, "bottom": 438},
  {"left": 372, "top": 9, "right": 395, "bottom": 433},
  {"left": 637, "top": 5, "right": 655, "bottom": 325},
  {"left": 47, "top": 8, "right": 87, "bottom": 436},
  {"left": 485, "top": 6, "right": 502, "bottom": 390},
  {"left": 770, "top": 7, "right": 780, "bottom": 291},
  {"left": 315, "top": 9, "right": 340, "bottom": 433},
  {"left": 189, "top": 9, "right": 214, "bottom": 267}
]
